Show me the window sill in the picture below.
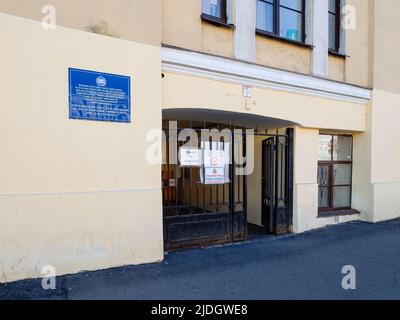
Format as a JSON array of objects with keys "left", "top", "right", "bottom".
[
  {"left": 328, "top": 49, "right": 349, "bottom": 59},
  {"left": 318, "top": 209, "right": 360, "bottom": 218},
  {"left": 201, "top": 14, "right": 234, "bottom": 29},
  {"left": 256, "top": 29, "right": 313, "bottom": 49}
]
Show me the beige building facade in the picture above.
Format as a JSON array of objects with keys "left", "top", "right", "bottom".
[{"left": 0, "top": 0, "right": 399, "bottom": 283}]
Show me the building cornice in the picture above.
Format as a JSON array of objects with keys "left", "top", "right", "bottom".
[{"left": 161, "top": 47, "right": 372, "bottom": 104}]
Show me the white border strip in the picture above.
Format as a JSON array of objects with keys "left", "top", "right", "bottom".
[
  {"left": 162, "top": 47, "right": 372, "bottom": 104},
  {"left": 0, "top": 187, "right": 160, "bottom": 197}
]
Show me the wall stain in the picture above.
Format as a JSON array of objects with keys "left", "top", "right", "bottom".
[{"left": 86, "top": 20, "right": 120, "bottom": 38}]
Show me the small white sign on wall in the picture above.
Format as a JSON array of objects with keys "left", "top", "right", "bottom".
[{"left": 242, "top": 85, "right": 252, "bottom": 98}]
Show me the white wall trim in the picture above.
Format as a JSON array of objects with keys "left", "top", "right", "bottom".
[
  {"left": 226, "top": 0, "right": 234, "bottom": 25},
  {"left": 311, "top": 0, "right": 329, "bottom": 77},
  {"left": 304, "top": 0, "right": 313, "bottom": 45},
  {"left": 233, "top": 0, "right": 256, "bottom": 62},
  {"left": 0, "top": 187, "right": 161, "bottom": 198},
  {"left": 339, "top": 0, "right": 347, "bottom": 55},
  {"left": 162, "top": 47, "right": 372, "bottom": 104}
]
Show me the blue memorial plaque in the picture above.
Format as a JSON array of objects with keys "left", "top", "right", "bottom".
[{"left": 69, "top": 68, "right": 131, "bottom": 123}]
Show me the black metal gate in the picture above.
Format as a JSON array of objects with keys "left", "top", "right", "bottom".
[
  {"left": 162, "top": 121, "right": 247, "bottom": 250},
  {"left": 262, "top": 128, "right": 294, "bottom": 235},
  {"left": 162, "top": 121, "right": 293, "bottom": 250}
]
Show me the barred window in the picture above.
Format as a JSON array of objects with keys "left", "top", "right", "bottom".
[{"left": 318, "top": 135, "right": 353, "bottom": 213}]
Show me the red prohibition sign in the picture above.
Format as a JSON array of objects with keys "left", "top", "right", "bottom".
[{"left": 211, "top": 157, "right": 219, "bottom": 166}]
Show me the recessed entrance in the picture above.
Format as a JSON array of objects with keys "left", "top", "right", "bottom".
[{"left": 162, "top": 109, "right": 295, "bottom": 251}]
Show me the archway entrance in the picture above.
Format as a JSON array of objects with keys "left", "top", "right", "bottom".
[{"left": 162, "top": 109, "right": 296, "bottom": 251}]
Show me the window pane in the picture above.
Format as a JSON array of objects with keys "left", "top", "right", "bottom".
[
  {"left": 279, "top": 8, "right": 303, "bottom": 41},
  {"left": 333, "top": 136, "right": 352, "bottom": 161},
  {"left": 202, "top": 0, "right": 224, "bottom": 18},
  {"left": 329, "top": 0, "right": 337, "bottom": 13},
  {"left": 333, "top": 186, "right": 351, "bottom": 208},
  {"left": 257, "top": 1, "right": 274, "bottom": 33},
  {"left": 319, "top": 187, "right": 329, "bottom": 208},
  {"left": 280, "top": 0, "right": 302, "bottom": 11},
  {"left": 318, "top": 165, "right": 330, "bottom": 187},
  {"left": 329, "top": 13, "right": 337, "bottom": 50},
  {"left": 318, "top": 135, "right": 332, "bottom": 161},
  {"left": 333, "top": 164, "right": 352, "bottom": 185}
]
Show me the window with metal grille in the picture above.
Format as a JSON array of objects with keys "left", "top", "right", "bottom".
[{"left": 318, "top": 134, "right": 353, "bottom": 213}]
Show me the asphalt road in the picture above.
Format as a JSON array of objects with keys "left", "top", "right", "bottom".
[{"left": 1, "top": 218, "right": 400, "bottom": 300}]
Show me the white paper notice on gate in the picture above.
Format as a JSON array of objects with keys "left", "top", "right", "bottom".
[
  {"left": 204, "top": 167, "right": 225, "bottom": 185},
  {"left": 203, "top": 149, "right": 226, "bottom": 167},
  {"left": 179, "top": 148, "right": 202, "bottom": 167},
  {"left": 201, "top": 142, "right": 230, "bottom": 184}
]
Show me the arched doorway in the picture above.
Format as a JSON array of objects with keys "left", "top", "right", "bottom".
[{"left": 162, "top": 109, "right": 297, "bottom": 250}]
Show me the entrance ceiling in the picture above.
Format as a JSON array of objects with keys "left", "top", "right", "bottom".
[{"left": 163, "top": 108, "right": 300, "bottom": 131}]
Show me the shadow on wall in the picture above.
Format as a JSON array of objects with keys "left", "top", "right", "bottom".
[{"left": 86, "top": 20, "right": 120, "bottom": 38}]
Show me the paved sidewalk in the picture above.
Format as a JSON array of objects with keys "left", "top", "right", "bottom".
[{"left": 2, "top": 219, "right": 400, "bottom": 300}]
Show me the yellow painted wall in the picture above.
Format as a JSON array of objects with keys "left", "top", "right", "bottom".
[
  {"left": 292, "top": 127, "right": 318, "bottom": 232},
  {"left": 162, "top": 0, "right": 233, "bottom": 58},
  {"left": 0, "top": 0, "right": 162, "bottom": 46},
  {"left": 352, "top": 102, "right": 373, "bottom": 220},
  {"left": 328, "top": 55, "right": 345, "bottom": 83},
  {"left": 0, "top": 0, "right": 374, "bottom": 88},
  {"left": 2, "top": 0, "right": 399, "bottom": 284},
  {"left": 340, "top": 0, "right": 373, "bottom": 87},
  {"left": 356, "top": 0, "right": 400, "bottom": 222},
  {"left": 163, "top": 0, "right": 373, "bottom": 87},
  {"left": 162, "top": 72, "right": 367, "bottom": 131},
  {"left": 247, "top": 136, "right": 263, "bottom": 226},
  {"left": 255, "top": 36, "right": 311, "bottom": 75},
  {"left": 352, "top": 90, "right": 400, "bottom": 223},
  {"left": 372, "top": 0, "right": 400, "bottom": 94},
  {"left": 0, "top": 14, "right": 163, "bottom": 283},
  {"left": 369, "top": 90, "right": 400, "bottom": 221}
]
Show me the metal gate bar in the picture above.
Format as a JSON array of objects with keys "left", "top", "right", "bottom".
[
  {"left": 261, "top": 128, "right": 294, "bottom": 235},
  {"left": 162, "top": 120, "right": 247, "bottom": 250}
]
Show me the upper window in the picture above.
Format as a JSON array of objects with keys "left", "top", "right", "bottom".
[
  {"left": 202, "top": 0, "right": 227, "bottom": 23},
  {"left": 318, "top": 135, "right": 353, "bottom": 213},
  {"left": 256, "top": 0, "right": 305, "bottom": 43},
  {"left": 328, "top": 0, "right": 341, "bottom": 52}
]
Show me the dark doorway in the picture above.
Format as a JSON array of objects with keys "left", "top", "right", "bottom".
[
  {"left": 162, "top": 120, "right": 247, "bottom": 251},
  {"left": 262, "top": 129, "right": 294, "bottom": 235}
]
